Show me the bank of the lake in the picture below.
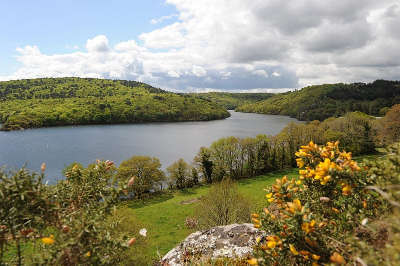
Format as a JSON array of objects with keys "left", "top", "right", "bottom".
[{"left": 0, "top": 111, "right": 301, "bottom": 183}]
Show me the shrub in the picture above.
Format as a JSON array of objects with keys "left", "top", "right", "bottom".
[
  {"left": 195, "top": 178, "right": 251, "bottom": 229},
  {"left": 167, "top": 159, "right": 191, "bottom": 189},
  {"left": 116, "top": 156, "right": 166, "bottom": 199},
  {"left": 0, "top": 160, "right": 139, "bottom": 265},
  {"left": 376, "top": 104, "right": 400, "bottom": 145},
  {"left": 0, "top": 167, "right": 52, "bottom": 265},
  {"left": 250, "top": 141, "right": 382, "bottom": 265},
  {"left": 348, "top": 143, "right": 400, "bottom": 265}
]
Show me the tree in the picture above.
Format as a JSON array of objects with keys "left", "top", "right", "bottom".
[
  {"left": 378, "top": 104, "right": 400, "bottom": 144},
  {"left": 195, "top": 178, "right": 251, "bottom": 229},
  {"left": 191, "top": 167, "right": 199, "bottom": 186},
  {"left": 116, "top": 156, "right": 165, "bottom": 199},
  {"left": 167, "top": 159, "right": 191, "bottom": 189},
  {"left": 194, "top": 147, "right": 213, "bottom": 184}
]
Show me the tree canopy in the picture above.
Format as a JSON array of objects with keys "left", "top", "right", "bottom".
[
  {"left": 237, "top": 80, "right": 400, "bottom": 121},
  {"left": 0, "top": 77, "right": 230, "bottom": 130}
]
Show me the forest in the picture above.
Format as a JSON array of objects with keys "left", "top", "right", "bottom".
[
  {"left": 237, "top": 80, "right": 400, "bottom": 121},
  {"left": 187, "top": 92, "right": 274, "bottom": 109},
  {"left": 0, "top": 78, "right": 230, "bottom": 130}
]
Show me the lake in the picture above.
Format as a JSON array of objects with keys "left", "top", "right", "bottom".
[{"left": 0, "top": 111, "right": 300, "bottom": 183}]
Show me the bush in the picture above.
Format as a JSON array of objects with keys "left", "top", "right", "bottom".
[
  {"left": 167, "top": 159, "right": 191, "bottom": 189},
  {"left": 195, "top": 178, "right": 251, "bottom": 229},
  {"left": 250, "top": 141, "right": 382, "bottom": 265},
  {"left": 0, "top": 160, "right": 139, "bottom": 265},
  {"left": 116, "top": 156, "right": 166, "bottom": 199},
  {"left": 348, "top": 143, "right": 400, "bottom": 265}
]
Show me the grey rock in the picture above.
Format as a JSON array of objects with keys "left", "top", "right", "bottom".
[{"left": 160, "top": 223, "right": 265, "bottom": 266}]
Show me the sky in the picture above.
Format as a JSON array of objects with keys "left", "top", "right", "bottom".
[{"left": 0, "top": 0, "right": 399, "bottom": 92}]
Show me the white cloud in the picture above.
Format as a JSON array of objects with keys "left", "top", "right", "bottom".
[
  {"left": 272, "top": 72, "right": 280, "bottom": 77},
  {"left": 2, "top": 0, "right": 400, "bottom": 91},
  {"left": 253, "top": 70, "right": 268, "bottom": 78},
  {"left": 86, "top": 35, "right": 110, "bottom": 53},
  {"left": 150, "top": 14, "right": 178, "bottom": 24}
]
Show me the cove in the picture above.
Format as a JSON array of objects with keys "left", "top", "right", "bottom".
[{"left": 0, "top": 111, "right": 300, "bottom": 183}]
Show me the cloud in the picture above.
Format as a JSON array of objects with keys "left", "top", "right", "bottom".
[
  {"left": 86, "top": 35, "right": 110, "bottom": 53},
  {"left": 2, "top": 0, "right": 400, "bottom": 91},
  {"left": 150, "top": 14, "right": 178, "bottom": 24}
]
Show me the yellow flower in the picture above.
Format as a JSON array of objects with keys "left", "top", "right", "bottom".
[
  {"left": 342, "top": 184, "right": 352, "bottom": 195},
  {"left": 266, "top": 193, "right": 273, "bottom": 199},
  {"left": 268, "top": 198, "right": 275, "bottom": 203},
  {"left": 41, "top": 236, "right": 55, "bottom": 245},
  {"left": 267, "top": 240, "right": 276, "bottom": 249},
  {"left": 289, "top": 244, "right": 299, "bottom": 255},
  {"left": 85, "top": 251, "right": 91, "bottom": 257},
  {"left": 301, "top": 221, "right": 315, "bottom": 234},
  {"left": 252, "top": 218, "right": 260, "bottom": 224},
  {"left": 288, "top": 199, "right": 302, "bottom": 213},
  {"left": 296, "top": 180, "right": 302, "bottom": 185},
  {"left": 312, "top": 254, "right": 320, "bottom": 260},
  {"left": 296, "top": 158, "right": 305, "bottom": 168},
  {"left": 330, "top": 252, "right": 345, "bottom": 264},
  {"left": 251, "top": 213, "right": 259, "bottom": 218},
  {"left": 247, "top": 258, "right": 258, "bottom": 265},
  {"left": 332, "top": 207, "right": 340, "bottom": 214},
  {"left": 320, "top": 175, "right": 331, "bottom": 185}
]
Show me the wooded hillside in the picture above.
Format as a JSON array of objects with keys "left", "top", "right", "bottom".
[{"left": 0, "top": 78, "right": 230, "bottom": 130}]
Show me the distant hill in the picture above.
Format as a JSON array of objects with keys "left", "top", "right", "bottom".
[
  {"left": 236, "top": 80, "right": 400, "bottom": 121},
  {"left": 187, "top": 92, "right": 274, "bottom": 109},
  {"left": 0, "top": 78, "right": 230, "bottom": 130}
]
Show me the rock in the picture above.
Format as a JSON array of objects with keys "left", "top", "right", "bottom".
[{"left": 160, "top": 223, "right": 265, "bottom": 266}]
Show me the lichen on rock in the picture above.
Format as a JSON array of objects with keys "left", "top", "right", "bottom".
[{"left": 160, "top": 223, "right": 265, "bottom": 266}]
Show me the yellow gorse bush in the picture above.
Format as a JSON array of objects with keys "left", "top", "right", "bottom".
[{"left": 252, "top": 141, "right": 381, "bottom": 265}]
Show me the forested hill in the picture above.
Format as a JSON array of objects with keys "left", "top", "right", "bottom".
[
  {"left": 187, "top": 92, "right": 274, "bottom": 109},
  {"left": 236, "top": 80, "right": 400, "bottom": 121},
  {"left": 0, "top": 78, "right": 230, "bottom": 130}
]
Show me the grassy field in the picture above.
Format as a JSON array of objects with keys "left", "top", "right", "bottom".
[
  {"left": 120, "top": 153, "right": 380, "bottom": 263},
  {"left": 120, "top": 168, "right": 299, "bottom": 262}
]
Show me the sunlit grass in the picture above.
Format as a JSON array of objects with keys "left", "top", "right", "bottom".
[{"left": 122, "top": 168, "right": 299, "bottom": 261}]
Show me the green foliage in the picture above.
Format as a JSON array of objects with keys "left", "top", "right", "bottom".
[
  {"left": 252, "top": 142, "right": 383, "bottom": 265},
  {"left": 194, "top": 147, "right": 214, "bottom": 184},
  {"left": 107, "top": 207, "right": 151, "bottom": 265},
  {"left": 375, "top": 104, "right": 400, "bottom": 145},
  {"left": 0, "top": 160, "right": 137, "bottom": 265},
  {"left": 192, "top": 113, "right": 378, "bottom": 184},
  {"left": 167, "top": 159, "right": 191, "bottom": 189},
  {"left": 348, "top": 143, "right": 400, "bottom": 265},
  {"left": 0, "top": 77, "right": 230, "bottom": 130},
  {"left": 116, "top": 156, "right": 166, "bottom": 199},
  {"left": 188, "top": 92, "right": 274, "bottom": 109},
  {"left": 195, "top": 178, "right": 251, "bottom": 229},
  {"left": 237, "top": 80, "right": 400, "bottom": 121},
  {"left": 0, "top": 168, "right": 52, "bottom": 265}
]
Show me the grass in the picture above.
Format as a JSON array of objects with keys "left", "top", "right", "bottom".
[
  {"left": 122, "top": 154, "right": 381, "bottom": 263},
  {"left": 121, "top": 168, "right": 299, "bottom": 262}
]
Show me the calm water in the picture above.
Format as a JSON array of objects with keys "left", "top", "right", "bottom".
[{"left": 0, "top": 111, "right": 300, "bottom": 183}]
